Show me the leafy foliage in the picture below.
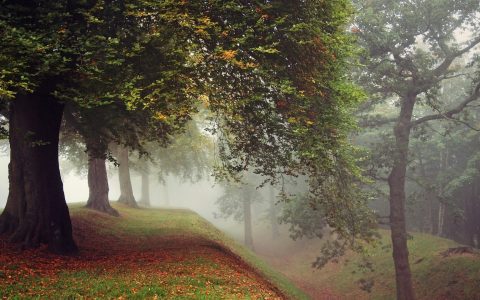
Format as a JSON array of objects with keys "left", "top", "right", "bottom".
[
  {"left": 215, "top": 173, "right": 263, "bottom": 222},
  {"left": 1, "top": 0, "right": 376, "bottom": 259}
]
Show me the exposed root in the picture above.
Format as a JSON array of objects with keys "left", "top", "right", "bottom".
[
  {"left": 118, "top": 196, "right": 138, "bottom": 208},
  {"left": 441, "top": 246, "right": 477, "bottom": 257},
  {"left": 138, "top": 200, "right": 151, "bottom": 208},
  {"left": 0, "top": 212, "right": 18, "bottom": 235},
  {"left": 6, "top": 217, "right": 77, "bottom": 255},
  {"left": 85, "top": 202, "right": 120, "bottom": 217}
]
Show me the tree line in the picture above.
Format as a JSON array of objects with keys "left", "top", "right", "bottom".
[{"left": 2, "top": 1, "right": 479, "bottom": 299}]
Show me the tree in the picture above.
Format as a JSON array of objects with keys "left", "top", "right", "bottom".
[
  {"left": 194, "top": 0, "right": 376, "bottom": 258},
  {"left": 129, "top": 118, "right": 213, "bottom": 207},
  {"left": 62, "top": 104, "right": 121, "bottom": 216},
  {"left": 268, "top": 185, "right": 280, "bottom": 239},
  {"left": 136, "top": 159, "right": 151, "bottom": 207},
  {"left": 216, "top": 175, "right": 263, "bottom": 251},
  {"left": 354, "top": 0, "right": 480, "bottom": 298},
  {"left": 0, "top": 0, "right": 369, "bottom": 255},
  {"left": 114, "top": 145, "right": 137, "bottom": 207},
  {"left": 0, "top": 0, "right": 197, "bottom": 252}
]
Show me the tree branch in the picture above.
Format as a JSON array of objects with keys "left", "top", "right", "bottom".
[
  {"left": 432, "top": 34, "right": 480, "bottom": 78},
  {"left": 410, "top": 81, "right": 480, "bottom": 128}
]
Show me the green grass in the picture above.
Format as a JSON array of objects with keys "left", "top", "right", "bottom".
[
  {"left": 324, "top": 230, "right": 480, "bottom": 299},
  {"left": 1, "top": 203, "right": 308, "bottom": 299},
  {"left": 260, "top": 228, "right": 480, "bottom": 299},
  {"left": 71, "top": 203, "right": 308, "bottom": 299}
]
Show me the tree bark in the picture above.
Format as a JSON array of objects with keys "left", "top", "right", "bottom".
[
  {"left": 0, "top": 92, "right": 77, "bottom": 254},
  {"left": 85, "top": 142, "right": 119, "bottom": 216},
  {"left": 139, "top": 168, "right": 150, "bottom": 207},
  {"left": 388, "top": 95, "right": 416, "bottom": 300},
  {"left": 243, "top": 197, "right": 254, "bottom": 251},
  {"left": 116, "top": 146, "right": 137, "bottom": 207}
]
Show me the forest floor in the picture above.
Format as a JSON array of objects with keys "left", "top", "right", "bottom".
[
  {"left": 0, "top": 203, "right": 307, "bottom": 299},
  {"left": 254, "top": 227, "right": 480, "bottom": 300}
]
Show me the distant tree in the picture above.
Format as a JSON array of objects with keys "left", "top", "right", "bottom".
[
  {"left": 406, "top": 112, "right": 480, "bottom": 247},
  {"left": 154, "top": 119, "right": 212, "bottom": 184},
  {"left": 129, "top": 118, "right": 213, "bottom": 207},
  {"left": 268, "top": 185, "right": 280, "bottom": 239},
  {"left": 216, "top": 175, "right": 263, "bottom": 251},
  {"left": 62, "top": 104, "right": 125, "bottom": 216},
  {"left": 114, "top": 145, "right": 138, "bottom": 207},
  {"left": 354, "top": 0, "right": 480, "bottom": 298},
  {"left": 134, "top": 158, "right": 151, "bottom": 207}
]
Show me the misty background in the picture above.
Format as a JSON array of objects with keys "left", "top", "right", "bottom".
[{"left": 0, "top": 145, "right": 266, "bottom": 243}]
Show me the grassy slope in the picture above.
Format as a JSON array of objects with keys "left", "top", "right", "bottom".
[
  {"left": 0, "top": 203, "right": 308, "bottom": 299},
  {"left": 257, "top": 229, "right": 480, "bottom": 299}
]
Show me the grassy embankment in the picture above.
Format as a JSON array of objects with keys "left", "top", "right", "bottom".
[
  {"left": 256, "top": 228, "right": 480, "bottom": 299},
  {"left": 0, "top": 203, "right": 308, "bottom": 299}
]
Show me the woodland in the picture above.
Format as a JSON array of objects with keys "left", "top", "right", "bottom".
[{"left": 1, "top": 0, "right": 480, "bottom": 299}]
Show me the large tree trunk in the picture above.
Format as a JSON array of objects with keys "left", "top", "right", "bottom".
[
  {"left": 85, "top": 140, "right": 119, "bottom": 216},
  {"left": 0, "top": 92, "right": 77, "bottom": 254},
  {"left": 388, "top": 95, "right": 416, "bottom": 300},
  {"left": 243, "top": 197, "right": 254, "bottom": 251},
  {"left": 116, "top": 146, "right": 137, "bottom": 207},
  {"left": 139, "top": 168, "right": 150, "bottom": 207}
]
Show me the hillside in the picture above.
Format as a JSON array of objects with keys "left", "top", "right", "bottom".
[
  {"left": 255, "top": 229, "right": 480, "bottom": 299},
  {"left": 0, "top": 203, "right": 307, "bottom": 299}
]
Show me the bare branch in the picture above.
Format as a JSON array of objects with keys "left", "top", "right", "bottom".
[
  {"left": 432, "top": 34, "right": 480, "bottom": 78},
  {"left": 441, "top": 73, "right": 470, "bottom": 80},
  {"left": 410, "top": 81, "right": 480, "bottom": 127}
]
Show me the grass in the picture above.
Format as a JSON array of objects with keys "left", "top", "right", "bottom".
[
  {"left": 257, "top": 228, "right": 480, "bottom": 299},
  {"left": 74, "top": 203, "right": 309, "bottom": 299},
  {"left": 323, "top": 230, "right": 480, "bottom": 299},
  {"left": 0, "top": 203, "right": 307, "bottom": 299}
]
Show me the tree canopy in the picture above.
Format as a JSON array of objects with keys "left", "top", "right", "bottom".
[{"left": 0, "top": 0, "right": 371, "bottom": 259}]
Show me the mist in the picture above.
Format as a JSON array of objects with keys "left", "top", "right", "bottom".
[{"left": 2, "top": 1, "right": 480, "bottom": 299}]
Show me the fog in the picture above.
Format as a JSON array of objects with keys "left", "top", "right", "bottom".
[
  {"left": 0, "top": 146, "right": 255, "bottom": 244},
  {"left": 0, "top": 154, "right": 7, "bottom": 206}
]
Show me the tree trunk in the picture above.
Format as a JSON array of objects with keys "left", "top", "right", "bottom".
[
  {"left": 85, "top": 141, "right": 119, "bottom": 216},
  {"left": 0, "top": 92, "right": 77, "bottom": 254},
  {"left": 388, "top": 95, "right": 416, "bottom": 300},
  {"left": 243, "top": 197, "right": 254, "bottom": 251},
  {"left": 418, "top": 151, "right": 436, "bottom": 234},
  {"left": 163, "top": 183, "right": 170, "bottom": 206},
  {"left": 437, "top": 202, "right": 445, "bottom": 237},
  {"left": 437, "top": 149, "right": 449, "bottom": 237},
  {"left": 116, "top": 146, "right": 137, "bottom": 207},
  {"left": 139, "top": 168, "right": 150, "bottom": 207},
  {"left": 269, "top": 186, "right": 279, "bottom": 239}
]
